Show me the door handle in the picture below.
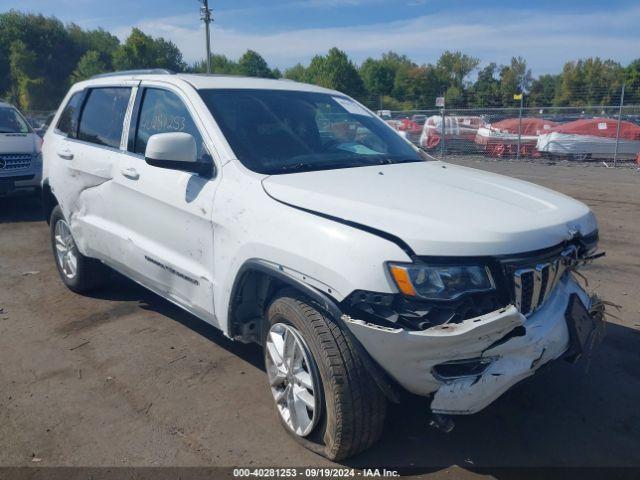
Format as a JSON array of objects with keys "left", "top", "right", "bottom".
[
  {"left": 120, "top": 167, "right": 140, "bottom": 180},
  {"left": 57, "top": 149, "right": 74, "bottom": 160}
]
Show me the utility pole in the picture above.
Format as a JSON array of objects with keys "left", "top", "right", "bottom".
[
  {"left": 613, "top": 82, "right": 625, "bottom": 168},
  {"left": 515, "top": 91, "right": 524, "bottom": 161},
  {"left": 200, "top": 0, "right": 213, "bottom": 73}
]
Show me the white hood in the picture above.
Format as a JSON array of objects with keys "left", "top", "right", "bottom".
[
  {"left": 262, "top": 161, "right": 597, "bottom": 256},
  {"left": 0, "top": 133, "right": 40, "bottom": 154}
]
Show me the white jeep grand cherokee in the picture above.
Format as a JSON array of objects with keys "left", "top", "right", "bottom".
[{"left": 42, "top": 70, "right": 603, "bottom": 460}]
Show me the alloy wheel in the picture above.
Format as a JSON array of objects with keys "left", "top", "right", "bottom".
[
  {"left": 54, "top": 219, "right": 78, "bottom": 279},
  {"left": 265, "top": 322, "right": 320, "bottom": 437}
]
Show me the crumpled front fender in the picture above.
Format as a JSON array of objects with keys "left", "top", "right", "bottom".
[{"left": 343, "top": 275, "right": 592, "bottom": 415}]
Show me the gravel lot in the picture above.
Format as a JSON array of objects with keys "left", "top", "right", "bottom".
[{"left": 1, "top": 158, "right": 639, "bottom": 477}]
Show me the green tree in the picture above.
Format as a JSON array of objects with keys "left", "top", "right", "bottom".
[
  {"left": 625, "top": 59, "right": 640, "bottom": 105},
  {"left": 304, "top": 48, "right": 365, "bottom": 98},
  {"left": 283, "top": 63, "right": 306, "bottom": 82},
  {"left": 68, "top": 24, "right": 119, "bottom": 69},
  {"left": 191, "top": 54, "right": 239, "bottom": 74},
  {"left": 71, "top": 50, "right": 107, "bottom": 83},
  {"left": 499, "top": 57, "right": 532, "bottom": 106},
  {"left": 393, "top": 64, "right": 445, "bottom": 108},
  {"left": 378, "top": 95, "right": 414, "bottom": 111},
  {"left": 0, "top": 11, "right": 78, "bottom": 109},
  {"left": 237, "top": 50, "right": 274, "bottom": 78},
  {"left": 529, "top": 74, "right": 560, "bottom": 106},
  {"left": 379, "top": 51, "right": 415, "bottom": 72},
  {"left": 437, "top": 50, "right": 480, "bottom": 88},
  {"left": 555, "top": 58, "right": 624, "bottom": 106},
  {"left": 554, "top": 61, "right": 584, "bottom": 106},
  {"left": 359, "top": 57, "right": 396, "bottom": 97},
  {"left": 112, "top": 28, "right": 185, "bottom": 72},
  {"left": 9, "top": 40, "right": 47, "bottom": 110},
  {"left": 469, "top": 63, "right": 500, "bottom": 107}
]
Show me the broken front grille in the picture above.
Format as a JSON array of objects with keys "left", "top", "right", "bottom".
[
  {"left": 0, "top": 153, "right": 32, "bottom": 172},
  {"left": 510, "top": 246, "right": 577, "bottom": 316}
]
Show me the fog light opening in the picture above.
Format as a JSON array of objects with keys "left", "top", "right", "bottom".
[{"left": 432, "top": 357, "right": 497, "bottom": 381}]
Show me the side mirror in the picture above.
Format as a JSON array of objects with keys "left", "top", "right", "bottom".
[{"left": 145, "top": 132, "right": 212, "bottom": 176}]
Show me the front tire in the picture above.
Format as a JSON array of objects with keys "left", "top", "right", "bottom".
[
  {"left": 50, "top": 205, "right": 107, "bottom": 293},
  {"left": 264, "top": 290, "right": 387, "bottom": 460}
]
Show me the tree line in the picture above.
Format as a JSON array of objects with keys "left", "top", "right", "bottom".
[{"left": 2, "top": 10, "right": 639, "bottom": 112}]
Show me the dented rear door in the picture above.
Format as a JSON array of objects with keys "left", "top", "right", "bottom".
[{"left": 49, "top": 83, "right": 137, "bottom": 261}]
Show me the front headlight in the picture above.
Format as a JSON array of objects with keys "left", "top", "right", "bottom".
[{"left": 388, "top": 262, "right": 495, "bottom": 301}]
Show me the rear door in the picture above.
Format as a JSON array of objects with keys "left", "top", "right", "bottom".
[
  {"left": 110, "top": 83, "right": 219, "bottom": 324},
  {"left": 47, "top": 83, "right": 136, "bottom": 259}
]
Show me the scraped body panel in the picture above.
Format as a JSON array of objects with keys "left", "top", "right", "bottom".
[{"left": 344, "top": 275, "right": 590, "bottom": 415}]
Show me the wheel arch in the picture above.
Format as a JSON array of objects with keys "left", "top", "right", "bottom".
[
  {"left": 227, "top": 259, "right": 401, "bottom": 403},
  {"left": 227, "top": 259, "right": 342, "bottom": 344},
  {"left": 41, "top": 179, "right": 59, "bottom": 224}
]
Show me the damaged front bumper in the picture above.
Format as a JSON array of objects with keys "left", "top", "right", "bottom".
[{"left": 343, "top": 275, "right": 601, "bottom": 415}]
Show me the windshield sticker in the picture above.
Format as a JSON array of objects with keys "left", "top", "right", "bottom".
[
  {"left": 332, "top": 97, "right": 372, "bottom": 117},
  {"left": 336, "top": 142, "right": 381, "bottom": 155}
]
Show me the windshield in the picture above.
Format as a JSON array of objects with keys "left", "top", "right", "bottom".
[
  {"left": 0, "top": 107, "right": 30, "bottom": 134},
  {"left": 199, "top": 89, "right": 426, "bottom": 174}
]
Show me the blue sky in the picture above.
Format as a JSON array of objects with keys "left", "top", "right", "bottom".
[{"left": 4, "top": 0, "right": 640, "bottom": 74}]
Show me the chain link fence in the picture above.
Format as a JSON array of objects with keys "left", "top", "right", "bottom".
[{"left": 378, "top": 103, "right": 640, "bottom": 168}]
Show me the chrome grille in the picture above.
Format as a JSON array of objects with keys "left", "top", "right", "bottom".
[
  {"left": 512, "top": 245, "right": 577, "bottom": 316},
  {"left": 0, "top": 154, "right": 32, "bottom": 171}
]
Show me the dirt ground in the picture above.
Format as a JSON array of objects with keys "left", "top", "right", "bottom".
[{"left": 0, "top": 158, "right": 639, "bottom": 477}]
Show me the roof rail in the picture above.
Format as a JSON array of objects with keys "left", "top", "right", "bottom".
[{"left": 90, "top": 69, "right": 175, "bottom": 79}]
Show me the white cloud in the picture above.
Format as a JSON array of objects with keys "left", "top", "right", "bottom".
[{"left": 112, "top": 6, "right": 640, "bottom": 74}]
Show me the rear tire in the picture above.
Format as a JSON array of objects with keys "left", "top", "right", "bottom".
[
  {"left": 50, "top": 205, "right": 108, "bottom": 293},
  {"left": 264, "top": 289, "right": 387, "bottom": 460}
]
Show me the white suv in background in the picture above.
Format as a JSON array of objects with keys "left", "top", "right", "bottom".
[
  {"left": 42, "top": 70, "right": 604, "bottom": 460},
  {"left": 0, "top": 101, "right": 42, "bottom": 196}
]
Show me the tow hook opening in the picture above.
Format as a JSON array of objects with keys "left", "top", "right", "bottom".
[{"left": 429, "top": 413, "right": 455, "bottom": 433}]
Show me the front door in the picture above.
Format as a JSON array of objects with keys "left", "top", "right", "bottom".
[{"left": 110, "top": 85, "right": 219, "bottom": 324}]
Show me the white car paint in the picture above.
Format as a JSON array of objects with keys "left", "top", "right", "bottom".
[
  {"left": 43, "top": 72, "right": 601, "bottom": 418},
  {"left": 262, "top": 160, "right": 597, "bottom": 256}
]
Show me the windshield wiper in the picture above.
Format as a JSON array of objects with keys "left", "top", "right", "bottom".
[
  {"left": 370, "top": 157, "right": 423, "bottom": 165},
  {"left": 279, "top": 162, "right": 317, "bottom": 173},
  {"left": 279, "top": 160, "right": 377, "bottom": 174}
]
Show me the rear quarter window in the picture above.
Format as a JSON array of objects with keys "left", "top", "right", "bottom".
[{"left": 78, "top": 88, "right": 131, "bottom": 148}]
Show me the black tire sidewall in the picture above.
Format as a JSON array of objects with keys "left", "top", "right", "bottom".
[
  {"left": 264, "top": 295, "right": 339, "bottom": 457},
  {"left": 50, "top": 205, "right": 102, "bottom": 293},
  {"left": 50, "top": 206, "right": 79, "bottom": 290}
]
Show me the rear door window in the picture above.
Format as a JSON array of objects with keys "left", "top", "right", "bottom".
[
  {"left": 55, "top": 92, "right": 84, "bottom": 138},
  {"left": 78, "top": 88, "right": 131, "bottom": 148},
  {"left": 133, "top": 88, "right": 207, "bottom": 161}
]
